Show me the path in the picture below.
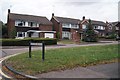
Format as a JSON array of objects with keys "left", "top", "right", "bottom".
[{"left": 35, "top": 62, "right": 119, "bottom": 78}]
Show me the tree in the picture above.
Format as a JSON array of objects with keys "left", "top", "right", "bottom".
[
  {"left": 1, "top": 24, "right": 8, "bottom": 38},
  {"left": 10, "top": 27, "right": 16, "bottom": 38},
  {"left": 83, "top": 19, "right": 98, "bottom": 42}
]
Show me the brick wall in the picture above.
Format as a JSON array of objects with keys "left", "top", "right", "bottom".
[
  {"left": 7, "top": 19, "right": 15, "bottom": 38},
  {"left": 51, "top": 17, "right": 62, "bottom": 39},
  {"left": 39, "top": 25, "right": 53, "bottom": 31},
  {"left": 71, "top": 29, "right": 80, "bottom": 43}
]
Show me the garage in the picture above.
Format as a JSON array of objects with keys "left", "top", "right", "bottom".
[{"left": 45, "top": 33, "right": 54, "bottom": 38}]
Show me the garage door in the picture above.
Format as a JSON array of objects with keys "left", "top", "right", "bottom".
[{"left": 45, "top": 33, "right": 54, "bottom": 38}]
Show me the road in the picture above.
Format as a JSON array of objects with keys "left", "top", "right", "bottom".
[{"left": 0, "top": 41, "right": 119, "bottom": 79}]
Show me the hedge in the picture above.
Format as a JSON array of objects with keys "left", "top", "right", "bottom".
[{"left": 1, "top": 38, "right": 57, "bottom": 46}]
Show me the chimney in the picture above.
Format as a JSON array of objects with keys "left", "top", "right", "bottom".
[
  {"left": 52, "top": 13, "right": 54, "bottom": 17},
  {"left": 8, "top": 9, "right": 10, "bottom": 13},
  {"left": 82, "top": 16, "right": 85, "bottom": 20}
]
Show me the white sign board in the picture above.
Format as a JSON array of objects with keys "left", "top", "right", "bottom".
[{"left": 30, "top": 43, "right": 42, "bottom": 46}]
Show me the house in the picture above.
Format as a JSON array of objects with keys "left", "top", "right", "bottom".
[
  {"left": 0, "top": 20, "right": 3, "bottom": 38},
  {"left": 51, "top": 13, "right": 81, "bottom": 42},
  {"left": 115, "top": 22, "right": 120, "bottom": 37},
  {"left": 80, "top": 16, "right": 106, "bottom": 39},
  {"left": 7, "top": 9, "right": 56, "bottom": 39},
  {"left": 106, "top": 21, "right": 119, "bottom": 36}
]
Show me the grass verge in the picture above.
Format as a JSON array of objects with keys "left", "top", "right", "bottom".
[
  {"left": 57, "top": 40, "right": 76, "bottom": 44},
  {"left": 5, "top": 44, "right": 119, "bottom": 76}
]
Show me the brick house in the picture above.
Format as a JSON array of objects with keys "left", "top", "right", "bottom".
[
  {"left": 0, "top": 20, "right": 3, "bottom": 38},
  {"left": 80, "top": 16, "right": 106, "bottom": 39},
  {"left": 106, "top": 21, "right": 119, "bottom": 37},
  {"left": 115, "top": 22, "right": 120, "bottom": 37},
  {"left": 7, "top": 9, "right": 56, "bottom": 39},
  {"left": 51, "top": 13, "right": 81, "bottom": 42}
]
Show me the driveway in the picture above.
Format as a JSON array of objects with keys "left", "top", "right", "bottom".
[{"left": 35, "top": 62, "right": 119, "bottom": 78}]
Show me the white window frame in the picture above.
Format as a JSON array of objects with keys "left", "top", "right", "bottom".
[
  {"left": 82, "top": 24, "right": 87, "bottom": 29},
  {"left": 62, "top": 31, "right": 71, "bottom": 39},
  {"left": 62, "top": 23, "right": 70, "bottom": 28},
  {"left": 17, "top": 32, "right": 25, "bottom": 38},
  {"left": 71, "top": 24, "right": 79, "bottom": 29}
]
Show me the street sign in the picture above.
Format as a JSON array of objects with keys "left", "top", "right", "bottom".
[
  {"left": 29, "top": 41, "right": 45, "bottom": 61},
  {"left": 30, "top": 43, "right": 42, "bottom": 46}
]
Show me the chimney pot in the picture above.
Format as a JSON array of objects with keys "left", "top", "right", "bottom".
[
  {"left": 8, "top": 9, "right": 10, "bottom": 13},
  {"left": 52, "top": 13, "right": 54, "bottom": 17},
  {"left": 83, "top": 16, "right": 85, "bottom": 20}
]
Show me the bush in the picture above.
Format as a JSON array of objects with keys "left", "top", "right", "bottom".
[
  {"left": 105, "top": 34, "right": 117, "bottom": 39},
  {"left": 1, "top": 38, "right": 57, "bottom": 46}
]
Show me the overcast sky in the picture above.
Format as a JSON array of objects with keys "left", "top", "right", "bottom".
[{"left": 0, "top": 0, "right": 119, "bottom": 23}]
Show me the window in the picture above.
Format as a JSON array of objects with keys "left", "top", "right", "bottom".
[
  {"left": 82, "top": 24, "right": 86, "bottom": 29},
  {"left": 15, "top": 20, "right": 39, "bottom": 27},
  {"left": 94, "top": 26, "right": 98, "bottom": 29},
  {"left": 28, "top": 22, "right": 39, "bottom": 27},
  {"left": 62, "top": 23, "right": 70, "bottom": 28},
  {"left": 71, "top": 24, "right": 79, "bottom": 29},
  {"left": 62, "top": 31, "right": 71, "bottom": 39},
  {"left": 17, "top": 32, "right": 25, "bottom": 37},
  {"left": 15, "top": 20, "right": 26, "bottom": 26}
]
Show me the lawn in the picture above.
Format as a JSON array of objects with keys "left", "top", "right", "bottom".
[
  {"left": 57, "top": 40, "right": 77, "bottom": 44},
  {"left": 5, "top": 44, "right": 119, "bottom": 76}
]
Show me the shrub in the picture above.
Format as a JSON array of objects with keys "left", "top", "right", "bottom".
[
  {"left": 83, "top": 19, "right": 98, "bottom": 42},
  {"left": 1, "top": 38, "right": 57, "bottom": 46},
  {"left": 105, "top": 34, "right": 117, "bottom": 39}
]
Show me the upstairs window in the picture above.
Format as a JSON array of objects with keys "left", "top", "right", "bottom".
[
  {"left": 82, "top": 24, "right": 87, "bottom": 29},
  {"left": 15, "top": 21, "right": 25, "bottom": 26},
  {"left": 28, "top": 22, "right": 39, "bottom": 27},
  {"left": 71, "top": 24, "right": 79, "bottom": 29},
  {"left": 62, "top": 23, "right": 70, "bottom": 28},
  {"left": 15, "top": 20, "right": 39, "bottom": 27},
  {"left": 94, "top": 26, "right": 98, "bottom": 29}
]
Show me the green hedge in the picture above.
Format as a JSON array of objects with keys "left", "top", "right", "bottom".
[{"left": 1, "top": 38, "right": 57, "bottom": 46}]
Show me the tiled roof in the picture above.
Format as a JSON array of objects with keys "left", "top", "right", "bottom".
[
  {"left": 9, "top": 13, "right": 52, "bottom": 25},
  {"left": 54, "top": 16, "right": 81, "bottom": 24},
  {"left": 91, "top": 20, "right": 106, "bottom": 26},
  {"left": 81, "top": 19, "right": 106, "bottom": 26}
]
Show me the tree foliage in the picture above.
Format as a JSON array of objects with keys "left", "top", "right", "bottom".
[
  {"left": 1, "top": 24, "right": 8, "bottom": 38},
  {"left": 83, "top": 19, "right": 98, "bottom": 42},
  {"left": 10, "top": 27, "right": 17, "bottom": 38}
]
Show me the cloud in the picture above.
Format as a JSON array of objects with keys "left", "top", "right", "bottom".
[{"left": 0, "top": 0, "right": 119, "bottom": 23}]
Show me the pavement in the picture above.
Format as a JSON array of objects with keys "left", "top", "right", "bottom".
[
  {"left": 35, "top": 62, "right": 119, "bottom": 78},
  {"left": 0, "top": 40, "right": 119, "bottom": 79}
]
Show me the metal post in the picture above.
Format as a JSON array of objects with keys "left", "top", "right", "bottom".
[
  {"left": 42, "top": 41, "right": 45, "bottom": 61},
  {"left": 29, "top": 41, "right": 31, "bottom": 58}
]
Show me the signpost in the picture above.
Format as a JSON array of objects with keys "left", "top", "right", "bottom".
[{"left": 29, "top": 41, "right": 45, "bottom": 61}]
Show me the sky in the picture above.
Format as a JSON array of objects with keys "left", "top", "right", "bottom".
[{"left": 0, "top": 0, "right": 119, "bottom": 23}]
